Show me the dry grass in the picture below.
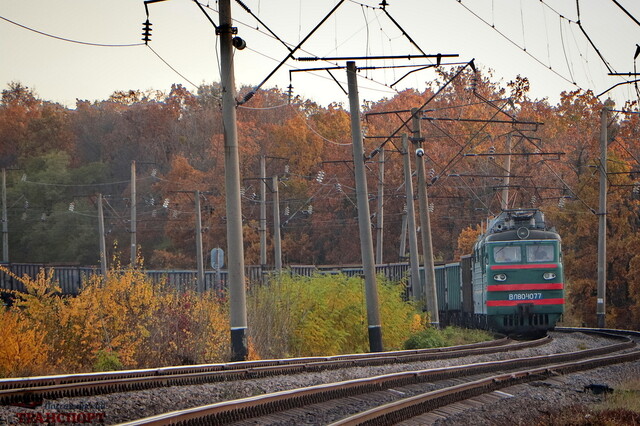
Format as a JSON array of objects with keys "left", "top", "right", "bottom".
[{"left": 537, "top": 379, "right": 640, "bottom": 425}]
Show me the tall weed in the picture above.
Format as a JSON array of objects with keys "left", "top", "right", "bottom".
[{"left": 248, "top": 273, "right": 422, "bottom": 357}]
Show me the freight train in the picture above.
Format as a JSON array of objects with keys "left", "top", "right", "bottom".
[{"left": 430, "top": 209, "right": 564, "bottom": 335}]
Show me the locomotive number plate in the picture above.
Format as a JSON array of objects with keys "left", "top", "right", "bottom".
[{"left": 508, "top": 293, "right": 543, "bottom": 301}]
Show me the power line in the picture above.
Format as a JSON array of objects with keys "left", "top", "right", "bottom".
[
  {"left": 20, "top": 176, "right": 153, "bottom": 188},
  {"left": 0, "top": 15, "right": 143, "bottom": 47},
  {"left": 146, "top": 45, "right": 201, "bottom": 90},
  {"left": 455, "top": 0, "right": 580, "bottom": 88},
  {"left": 203, "top": 2, "right": 399, "bottom": 100}
]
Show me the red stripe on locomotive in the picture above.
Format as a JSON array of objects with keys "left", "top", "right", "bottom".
[
  {"left": 490, "top": 263, "right": 559, "bottom": 270},
  {"left": 486, "top": 298, "right": 565, "bottom": 307},
  {"left": 487, "top": 283, "right": 564, "bottom": 291}
]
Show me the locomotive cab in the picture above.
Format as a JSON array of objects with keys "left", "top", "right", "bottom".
[{"left": 477, "top": 209, "right": 564, "bottom": 334}]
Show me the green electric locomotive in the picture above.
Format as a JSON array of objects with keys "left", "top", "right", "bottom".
[
  {"left": 436, "top": 209, "right": 564, "bottom": 335},
  {"left": 472, "top": 209, "right": 564, "bottom": 333}
]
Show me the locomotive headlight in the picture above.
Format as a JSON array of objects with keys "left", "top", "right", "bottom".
[
  {"left": 493, "top": 273, "right": 507, "bottom": 282},
  {"left": 543, "top": 272, "right": 556, "bottom": 280}
]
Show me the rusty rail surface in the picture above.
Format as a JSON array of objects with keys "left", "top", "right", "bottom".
[{"left": 117, "top": 332, "right": 637, "bottom": 426}]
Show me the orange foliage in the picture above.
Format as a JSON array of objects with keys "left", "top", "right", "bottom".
[
  {"left": 1, "top": 266, "right": 229, "bottom": 377},
  {"left": 0, "top": 310, "right": 51, "bottom": 377},
  {"left": 455, "top": 224, "right": 483, "bottom": 258},
  {"left": 5, "top": 67, "right": 640, "bottom": 334}
]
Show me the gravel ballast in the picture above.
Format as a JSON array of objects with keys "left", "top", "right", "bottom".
[{"left": 1, "top": 332, "right": 638, "bottom": 425}]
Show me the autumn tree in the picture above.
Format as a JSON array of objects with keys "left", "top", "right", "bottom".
[{"left": 7, "top": 151, "right": 105, "bottom": 264}]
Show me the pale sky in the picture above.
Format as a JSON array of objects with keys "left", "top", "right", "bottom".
[{"left": 1, "top": 0, "right": 639, "bottom": 109}]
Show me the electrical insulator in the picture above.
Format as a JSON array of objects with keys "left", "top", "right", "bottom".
[
  {"left": 488, "top": 145, "right": 495, "bottom": 161},
  {"left": 151, "top": 209, "right": 157, "bottom": 218},
  {"left": 68, "top": 202, "right": 75, "bottom": 212},
  {"left": 41, "top": 213, "right": 47, "bottom": 222},
  {"left": 24, "top": 200, "right": 29, "bottom": 209},
  {"left": 151, "top": 168, "right": 157, "bottom": 177},
  {"left": 531, "top": 195, "right": 537, "bottom": 206},
  {"left": 429, "top": 168, "right": 436, "bottom": 179},
  {"left": 469, "top": 75, "right": 478, "bottom": 92},
  {"left": 21, "top": 174, "right": 27, "bottom": 182},
  {"left": 162, "top": 198, "right": 170, "bottom": 209},
  {"left": 336, "top": 183, "right": 342, "bottom": 192},
  {"left": 287, "top": 84, "right": 293, "bottom": 104},
  {"left": 633, "top": 182, "right": 640, "bottom": 194},
  {"left": 284, "top": 164, "right": 290, "bottom": 174},
  {"left": 316, "top": 170, "right": 325, "bottom": 183},
  {"left": 284, "top": 206, "right": 290, "bottom": 216},
  {"left": 558, "top": 197, "right": 566, "bottom": 208},
  {"left": 240, "top": 187, "right": 246, "bottom": 197},
  {"left": 307, "top": 205, "right": 313, "bottom": 215},
  {"left": 142, "top": 20, "right": 152, "bottom": 44},
  {"left": 428, "top": 202, "right": 434, "bottom": 213},
  {"left": 149, "top": 196, "right": 155, "bottom": 206},
  {"left": 251, "top": 192, "right": 257, "bottom": 200},
  {"left": 21, "top": 212, "right": 27, "bottom": 221}
]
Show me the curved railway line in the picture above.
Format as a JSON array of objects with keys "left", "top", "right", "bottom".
[
  {"left": 1, "top": 337, "right": 522, "bottom": 404},
  {"left": 2, "top": 328, "right": 638, "bottom": 425}
]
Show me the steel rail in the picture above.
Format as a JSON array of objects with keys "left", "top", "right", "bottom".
[
  {"left": 0, "top": 337, "right": 509, "bottom": 390},
  {"left": 117, "top": 335, "right": 635, "bottom": 425},
  {"left": 331, "top": 328, "right": 640, "bottom": 425},
  {"left": 330, "top": 350, "right": 640, "bottom": 426},
  {"left": 4, "top": 337, "right": 552, "bottom": 404}
]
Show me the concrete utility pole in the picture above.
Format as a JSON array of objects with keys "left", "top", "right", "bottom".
[
  {"left": 195, "top": 190, "right": 205, "bottom": 293},
  {"left": 259, "top": 156, "right": 267, "bottom": 268},
  {"left": 376, "top": 148, "right": 385, "bottom": 264},
  {"left": 130, "top": 161, "right": 137, "bottom": 267},
  {"left": 272, "top": 176, "right": 282, "bottom": 274},
  {"left": 399, "top": 210, "right": 407, "bottom": 259},
  {"left": 2, "top": 168, "right": 8, "bottom": 263},
  {"left": 501, "top": 134, "right": 512, "bottom": 211},
  {"left": 402, "top": 134, "right": 422, "bottom": 301},
  {"left": 98, "top": 194, "right": 108, "bottom": 277},
  {"left": 597, "top": 107, "right": 608, "bottom": 328},
  {"left": 411, "top": 108, "right": 439, "bottom": 326},
  {"left": 219, "top": 0, "right": 248, "bottom": 361},
  {"left": 347, "top": 61, "right": 383, "bottom": 352}
]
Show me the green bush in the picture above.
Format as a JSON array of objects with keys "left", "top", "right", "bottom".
[
  {"left": 404, "top": 326, "right": 493, "bottom": 349},
  {"left": 93, "top": 349, "right": 123, "bottom": 372},
  {"left": 403, "top": 328, "right": 448, "bottom": 349}
]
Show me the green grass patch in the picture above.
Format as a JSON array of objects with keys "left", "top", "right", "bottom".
[{"left": 403, "top": 326, "right": 494, "bottom": 349}]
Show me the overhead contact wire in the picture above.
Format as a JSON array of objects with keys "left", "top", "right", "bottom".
[{"left": 455, "top": 0, "right": 579, "bottom": 87}]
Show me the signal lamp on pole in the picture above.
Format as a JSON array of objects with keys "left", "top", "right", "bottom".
[{"left": 232, "top": 36, "right": 246, "bottom": 50}]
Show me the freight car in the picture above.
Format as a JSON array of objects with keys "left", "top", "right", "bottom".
[{"left": 434, "top": 209, "right": 564, "bottom": 335}]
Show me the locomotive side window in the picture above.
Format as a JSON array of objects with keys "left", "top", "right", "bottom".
[
  {"left": 493, "top": 245, "right": 521, "bottom": 263},
  {"left": 526, "top": 244, "right": 554, "bottom": 262}
]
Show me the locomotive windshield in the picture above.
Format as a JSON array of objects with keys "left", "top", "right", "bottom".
[
  {"left": 526, "top": 244, "right": 554, "bottom": 262},
  {"left": 493, "top": 246, "right": 521, "bottom": 263}
]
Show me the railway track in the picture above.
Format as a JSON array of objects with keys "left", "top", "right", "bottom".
[
  {"left": 1, "top": 336, "right": 535, "bottom": 405},
  {"left": 113, "top": 329, "right": 639, "bottom": 426}
]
